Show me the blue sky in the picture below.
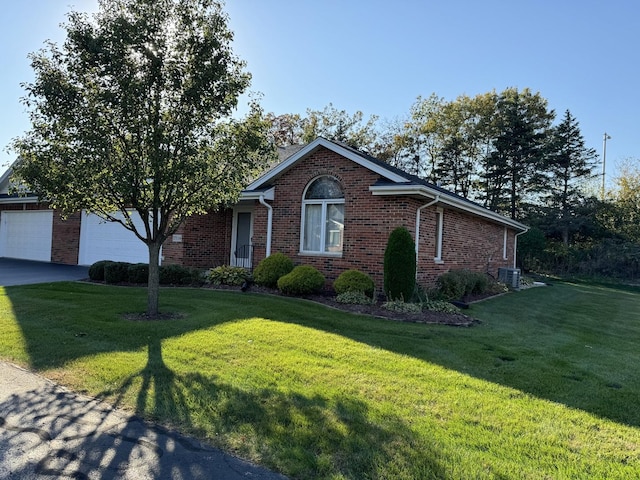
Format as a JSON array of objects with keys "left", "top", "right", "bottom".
[{"left": 2, "top": 1, "right": 638, "bottom": 185}]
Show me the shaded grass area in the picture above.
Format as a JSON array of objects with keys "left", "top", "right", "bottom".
[{"left": 1, "top": 281, "right": 639, "bottom": 479}]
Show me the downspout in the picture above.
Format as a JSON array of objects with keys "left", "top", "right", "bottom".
[
  {"left": 415, "top": 195, "right": 440, "bottom": 278},
  {"left": 513, "top": 227, "right": 530, "bottom": 269},
  {"left": 258, "top": 195, "right": 273, "bottom": 257}
]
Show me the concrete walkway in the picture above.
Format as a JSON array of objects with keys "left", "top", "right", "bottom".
[{"left": 0, "top": 361, "right": 287, "bottom": 479}]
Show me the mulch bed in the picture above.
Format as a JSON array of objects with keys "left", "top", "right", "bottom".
[{"left": 218, "top": 284, "right": 482, "bottom": 327}]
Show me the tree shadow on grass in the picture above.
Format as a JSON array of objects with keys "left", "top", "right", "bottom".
[
  {"left": 98, "top": 336, "right": 446, "bottom": 479},
  {"left": 0, "top": 364, "right": 280, "bottom": 479}
]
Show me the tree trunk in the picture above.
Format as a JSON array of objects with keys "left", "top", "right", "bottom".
[{"left": 147, "top": 241, "right": 162, "bottom": 317}]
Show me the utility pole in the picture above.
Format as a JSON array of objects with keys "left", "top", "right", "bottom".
[{"left": 602, "top": 132, "right": 611, "bottom": 200}]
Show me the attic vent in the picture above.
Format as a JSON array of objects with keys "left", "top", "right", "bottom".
[{"left": 498, "top": 267, "right": 521, "bottom": 290}]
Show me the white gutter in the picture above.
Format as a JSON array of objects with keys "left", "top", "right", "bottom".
[
  {"left": 370, "top": 184, "right": 528, "bottom": 232},
  {"left": 258, "top": 194, "right": 273, "bottom": 257},
  {"left": 415, "top": 195, "right": 440, "bottom": 276},
  {"left": 513, "top": 227, "right": 530, "bottom": 269}
]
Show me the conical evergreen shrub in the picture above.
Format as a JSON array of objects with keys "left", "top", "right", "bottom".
[{"left": 383, "top": 226, "right": 416, "bottom": 301}]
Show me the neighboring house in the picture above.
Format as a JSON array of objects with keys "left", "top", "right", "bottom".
[{"left": 0, "top": 137, "right": 527, "bottom": 290}]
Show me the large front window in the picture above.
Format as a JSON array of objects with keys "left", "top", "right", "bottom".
[{"left": 301, "top": 176, "right": 344, "bottom": 254}]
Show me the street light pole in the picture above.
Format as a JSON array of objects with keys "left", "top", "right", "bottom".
[{"left": 602, "top": 132, "right": 611, "bottom": 200}]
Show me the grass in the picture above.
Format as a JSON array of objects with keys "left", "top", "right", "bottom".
[{"left": 1, "top": 281, "right": 639, "bottom": 479}]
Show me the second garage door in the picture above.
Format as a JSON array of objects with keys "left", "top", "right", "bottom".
[
  {"left": 78, "top": 211, "right": 159, "bottom": 266},
  {"left": 0, "top": 210, "right": 53, "bottom": 262}
]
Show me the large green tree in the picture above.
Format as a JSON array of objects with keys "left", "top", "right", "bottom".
[
  {"left": 543, "top": 110, "right": 598, "bottom": 246},
  {"left": 484, "top": 88, "right": 554, "bottom": 219},
  {"left": 11, "top": 0, "right": 274, "bottom": 317}
]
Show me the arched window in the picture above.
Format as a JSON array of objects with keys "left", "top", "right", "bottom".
[{"left": 301, "top": 176, "right": 344, "bottom": 254}]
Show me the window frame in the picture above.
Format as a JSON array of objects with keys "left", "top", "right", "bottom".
[
  {"left": 434, "top": 207, "right": 444, "bottom": 263},
  {"left": 300, "top": 176, "right": 345, "bottom": 256}
]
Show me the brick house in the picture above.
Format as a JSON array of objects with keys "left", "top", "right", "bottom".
[
  {"left": 0, "top": 137, "right": 527, "bottom": 289},
  {"left": 163, "top": 137, "right": 528, "bottom": 289}
]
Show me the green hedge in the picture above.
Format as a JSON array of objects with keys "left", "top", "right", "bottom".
[
  {"left": 88, "top": 260, "right": 112, "bottom": 281},
  {"left": 333, "top": 269, "right": 375, "bottom": 297},
  {"left": 277, "top": 265, "right": 325, "bottom": 295},
  {"left": 253, "top": 253, "right": 294, "bottom": 288}
]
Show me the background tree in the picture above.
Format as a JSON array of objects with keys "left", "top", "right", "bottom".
[
  {"left": 300, "top": 103, "right": 380, "bottom": 153},
  {"left": 483, "top": 88, "right": 554, "bottom": 219},
  {"left": 11, "top": 0, "right": 275, "bottom": 317},
  {"left": 542, "top": 110, "right": 598, "bottom": 246}
]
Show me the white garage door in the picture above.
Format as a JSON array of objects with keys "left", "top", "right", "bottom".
[
  {"left": 78, "top": 210, "right": 158, "bottom": 265},
  {"left": 0, "top": 210, "right": 53, "bottom": 262}
]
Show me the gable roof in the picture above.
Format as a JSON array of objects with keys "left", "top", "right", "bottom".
[{"left": 243, "top": 137, "right": 527, "bottom": 232}]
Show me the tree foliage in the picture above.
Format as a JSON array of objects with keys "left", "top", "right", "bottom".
[{"left": 11, "top": 0, "right": 275, "bottom": 316}]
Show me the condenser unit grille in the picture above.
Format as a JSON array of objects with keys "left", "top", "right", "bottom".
[{"left": 498, "top": 267, "right": 521, "bottom": 290}]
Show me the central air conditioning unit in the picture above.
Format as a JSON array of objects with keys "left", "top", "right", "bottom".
[{"left": 498, "top": 267, "right": 521, "bottom": 290}]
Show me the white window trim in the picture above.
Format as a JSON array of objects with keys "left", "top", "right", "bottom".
[
  {"left": 300, "top": 177, "right": 345, "bottom": 256},
  {"left": 434, "top": 207, "right": 444, "bottom": 263},
  {"left": 503, "top": 227, "right": 508, "bottom": 260}
]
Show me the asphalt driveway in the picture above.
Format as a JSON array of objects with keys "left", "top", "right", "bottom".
[{"left": 0, "top": 258, "right": 89, "bottom": 286}]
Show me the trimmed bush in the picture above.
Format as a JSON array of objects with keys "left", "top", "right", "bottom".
[
  {"left": 436, "top": 269, "right": 491, "bottom": 300},
  {"left": 277, "top": 265, "right": 325, "bottom": 295},
  {"left": 253, "top": 253, "right": 294, "bottom": 288},
  {"left": 159, "top": 264, "right": 201, "bottom": 285},
  {"left": 104, "top": 261, "right": 131, "bottom": 284},
  {"left": 333, "top": 269, "right": 375, "bottom": 297},
  {"left": 207, "top": 265, "right": 251, "bottom": 286},
  {"left": 127, "top": 263, "right": 149, "bottom": 284},
  {"left": 384, "top": 226, "right": 416, "bottom": 301},
  {"left": 88, "top": 260, "right": 112, "bottom": 281}
]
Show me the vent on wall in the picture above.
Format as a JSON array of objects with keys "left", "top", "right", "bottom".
[{"left": 498, "top": 267, "right": 521, "bottom": 290}]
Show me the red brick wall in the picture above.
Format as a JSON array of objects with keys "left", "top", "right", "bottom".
[
  {"left": 250, "top": 146, "right": 517, "bottom": 292},
  {"left": 51, "top": 211, "right": 81, "bottom": 264},
  {"left": 162, "top": 210, "right": 233, "bottom": 268}
]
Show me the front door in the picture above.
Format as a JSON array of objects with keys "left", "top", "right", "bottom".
[{"left": 231, "top": 210, "right": 253, "bottom": 268}]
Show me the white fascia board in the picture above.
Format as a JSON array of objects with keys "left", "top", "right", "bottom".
[
  {"left": 369, "top": 184, "right": 528, "bottom": 231},
  {"left": 239, "top": 186, "right": 275, "bottom": 201},
  {"left": 245, "top": 137, "right": 408, "bottom": 191},
  {"left": 0, "top": 195, "right": 40, "bottom": 204}
]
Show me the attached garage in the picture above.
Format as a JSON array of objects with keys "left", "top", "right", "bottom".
[
  {"left": 0, "top": 210, "right": 54, "bottom": 262},
  {"left": 77, "top": 210, "right": 156, "bottom": 266}
]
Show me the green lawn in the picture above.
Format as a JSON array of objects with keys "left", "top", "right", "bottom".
[{"left": 1, "top": 281, "right": 639, "bottom": 479}]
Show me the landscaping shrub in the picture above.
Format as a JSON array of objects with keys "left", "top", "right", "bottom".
[
  {"left": 253, "top": 253, "right": 294, "bottom": 288},
  {"left": 333, "top": 269, "right": 375, "bottom": 297},
  {"left": 382, "top": 298, "right": 422, "bottom": 314},
  {"left": 159, "top": 264, "right": 201, "bottom": 285},
  {"left": 277, "top": 265, "right": 325, "bottom": 295},
  {"left": 207, "top": 265, "right": 251, "bottom": 286},
  {"left": 127, "top": 263, "right": 149, "bottom": 284},
  {"left": 88, "top": 260, "right": 112, "bottom": 281},
  {"left": 436, "top": 269, "right": 491, "bottom": 300},
  {"left": 383, "top": 226, "right": 416, "bottom": 301},
  {"left": 423, "top": 300, "right": 461, "bottom": 314},
  {"left": 336, "top": 291, "right": 373, "bottom": 305},
  {"left": 104, "top": 261, "right": 131, "bottom": 284}
]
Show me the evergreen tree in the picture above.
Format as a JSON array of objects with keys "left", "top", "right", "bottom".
[
  {"left": 483, "top": 88, "right": 555, "bottom": 219},
  {"left": 544, "top": 110, "right": 598, "bottom": 246}
]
